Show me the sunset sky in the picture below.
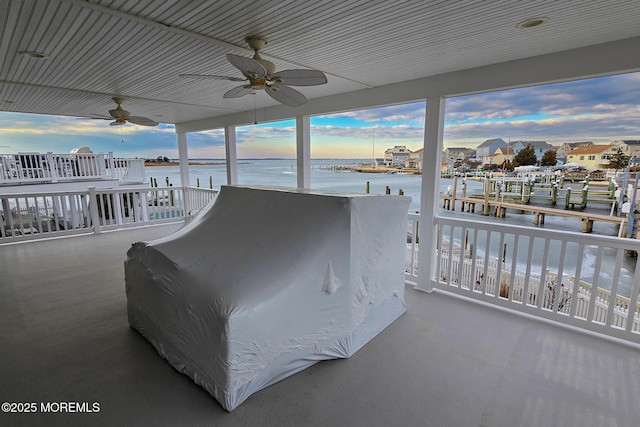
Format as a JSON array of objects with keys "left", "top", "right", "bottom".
[{"left": 1, "top": 71, "right": 639, "bottom": 159}]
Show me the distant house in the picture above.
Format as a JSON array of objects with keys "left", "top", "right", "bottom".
[
  {"left": 444, "top": 147, "right": 473, "bottom": 161},
  {"left": 556, "top": 141, "right": 594, "bottom": 162},
  {"left": 405, "top": 148, "right": 423, "bottom": 170},
  {"left": 495, "top": 147, "right": 515, "bottom": 165},
  {"left": 610, "top": 140, "right": 640, "bottom": 158},
  {"left": 509, "top": 140, "right": 553, "bottom": 162},
  {"left": 384, "top": 145, "right": 412, "bottom": 167},
  {"left": 483, "top": 147, "right": 515, "bottom": 167},
  {"left": 475, "top": 138, "right": 507, "bottom": 164},
  {"left": 565, "top": 144, "right": 617, "bottom": 169}
]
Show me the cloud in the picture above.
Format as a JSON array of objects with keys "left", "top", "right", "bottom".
[
  {"left": 320, "top": 101, "right": 426, "bottom": 125},
  {"left": 443, "top": 72, "right": 640, "bottom": 146}
]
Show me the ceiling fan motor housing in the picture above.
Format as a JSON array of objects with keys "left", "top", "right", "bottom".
[
  {"left": 109, "top": 98, "right": 130, "bottom": 119},
  {"left": 109, "top": 106, "right": 130, "bottom": 119}
]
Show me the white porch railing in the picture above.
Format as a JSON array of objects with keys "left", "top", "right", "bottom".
[
  {"left": 184, "top": 186, "right": 218, "bottom": 217},
  {"left": 405, "top": 213, "right": 640, "bottom": 343},
  {"left": 0, "top": 152, "right": 146, "bottom": 185},
  {"left": 3, "top": 191, "right": 639, "bottom": 344},
  {"left": 0, "top": 186, "right": 218, "bottom": 243}
]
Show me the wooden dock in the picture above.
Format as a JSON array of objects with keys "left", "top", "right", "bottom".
[{"left": 442, "top": 195, "right": 627, "bottom": 236}]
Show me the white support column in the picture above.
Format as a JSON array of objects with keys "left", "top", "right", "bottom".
[
  {"left": 225, "top": 125, "right": 238, "bottom": 185},
  {"left": 296, "top": 115, "right": 311, "bottom": 189},
  {"left": 416, "top": 97, "right": 446, "bottom": 293},
  {"left": 177, "top": 131, "right": 190, "bottom": 187}
]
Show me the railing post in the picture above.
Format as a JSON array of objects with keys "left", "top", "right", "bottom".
[
  {"left": 108, "top": 151, "right": 116, "bottom": 179},
  {"left": 46, "top": 152, "right": 58, "bottom": 180},
  {"left": 88, "top": 187, "right": 102, "bottom": 234}
]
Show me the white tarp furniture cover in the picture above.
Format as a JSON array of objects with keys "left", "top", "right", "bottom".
[{"left": 125, "top": 185, "right": 411, "bottom": 411}]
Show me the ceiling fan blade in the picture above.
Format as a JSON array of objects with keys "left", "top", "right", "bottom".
[
  {"left": 109, "top": 120, "right": 125, "bottom": 126},
  {"left": 128, "top": 116, "right": 159, "bottom": 127},
  {"left": 179, "top": 73, "right": 246, "bottom": 82},
  {"left": 266, "top": 83, "right": 307, "bottom": 107},
  {"left": 226, "top": 54, "right": 267, "bottom": 78},
  {"left": 224, "top": 85, "right": 254, "bottom": 99},
  {"left": 85, "top": 113, "right": 112, "bottom": 119},
  {"left": 270, "top": 69, "right": 327, "bottom": 86}
]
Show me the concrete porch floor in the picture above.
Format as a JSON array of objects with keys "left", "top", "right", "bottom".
[{"left": 1, "top": 224, "right": 639, "bottom": 427}]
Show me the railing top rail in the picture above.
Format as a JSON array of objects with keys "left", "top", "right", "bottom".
[
  {"left": 1, "top": 152, "right": 110, "bottom": 156},
  {"left": 434, "top": 214, "right": 640, "bottom": 250},
  {"left": 184, "top": 186, "right": 219, "bottom": 193},
  {"left": 2, "top": 185, "right": 178, "bottom": 198}
]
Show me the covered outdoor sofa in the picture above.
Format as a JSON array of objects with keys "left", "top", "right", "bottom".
[{"left": 125, "top": 185, "right": 411, "bottom": 411}]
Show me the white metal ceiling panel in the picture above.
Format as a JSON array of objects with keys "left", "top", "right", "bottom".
[{"left": 1, "top": 0, "right": 639, "bottom": 125}]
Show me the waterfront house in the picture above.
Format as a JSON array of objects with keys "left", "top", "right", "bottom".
[
  {"left": 383, "top": 145, "right": 412, "bottom": 167},
  {"left": 566, "top": 144, "right": 619, "bottom": 169},
  {"left": 483, "top": 147, "right": 515, "bottom": 167},
  {"left": 610, "top": 140, "right": 640, "bottom": 159},
  {"left": 405, "top": 148, "right": 424, "bottom": 170},
  {"left": 557, "top": 141, "right": 595, "bottom": 163},
  {"left": 444, "top": 147, "right": 473, "bottom": 162},
  {"left": 475, "top": 138, "right": 508, "bottom": 164},
  {"left": 509, "top": 140, "right": 553, "bottom": 162},
  {"left": 2, "top": 1, "right": 640, "bottom": 425}
]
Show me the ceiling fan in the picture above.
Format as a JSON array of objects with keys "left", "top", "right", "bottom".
[
  {"left": 90, "top": 97, "right": 158, "bottom": 127},
  {"left": 179, "top": 36, "right": 327, "bottom": 107}
]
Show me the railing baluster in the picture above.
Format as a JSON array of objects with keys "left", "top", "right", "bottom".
[
  {"left": 605, "top": 248, "right": 624, "bottom": 328},
  {"left": 480, "top": 230, "right": 491, "bottom": 295},
  {"left": 470, "top": 228, "right": 479, "bottom": 293},
  {"left": 458, "top": 226, "right": 468, "bottom": 289},
  {"left": 410, "top": 216, "right": 418, "bottom": 277},
  {"left": 552, "top": 240, "right": 567, "bottom": 314},
  {"left": 33, "top": 197, "right": 43, "bottom": 234},
  {"left": 445, "top": 225, "right": 455, "bottom": 286},
  {"left": 522, "top": 236, "right": 535, "bottom": 306},
  {"left": 435, "top": 223, "right": 443, "bottom": 284},
  {"left": 494, "top": 232, "right": 505, "bottom": 299},
  {"left": 586, "top": 247, "right": 604, "bottom": 324},
  {"left": 508, "top": 234, "right": 519, "bottom": 302},
  {"left": 536, "top": 239, "right": 551, "bottom": 309},
  {"left": 569, "top": 243, "right": 585, "bottom": 319},
  {"left": 14, "top": 197, "right": 24, "bottom": 232},
  {"left": 625, "top": 256, "right": 640, "bottom": 334}
]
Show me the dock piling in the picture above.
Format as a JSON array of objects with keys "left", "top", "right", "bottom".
[
  {"left": 483, "top": 176, "right": 490, "bottom": 216},
  {"left": 451, "top": 175, "right": 458, "bottom": 211}
]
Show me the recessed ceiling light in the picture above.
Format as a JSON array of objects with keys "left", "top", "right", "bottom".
[
  {"left": 516, "top": 17, "right": 549, "bottom": 29},
  {"left": 19, "top": 51, "right": 48, "bottom": 59}
]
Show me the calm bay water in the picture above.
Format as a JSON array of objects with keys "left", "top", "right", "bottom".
[
  {"left": 147, "top": 158, "right": 616, "bottom": 233},
  {"left": 146, "top": 158, "right": 636, "bottom": 296},
  {"left": 146, "top": 158, "right": 484, "bottom": 213}
]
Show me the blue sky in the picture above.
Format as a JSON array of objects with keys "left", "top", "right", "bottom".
[{"left": 1, "top": 72, "right": 638, "bottom": 159}]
